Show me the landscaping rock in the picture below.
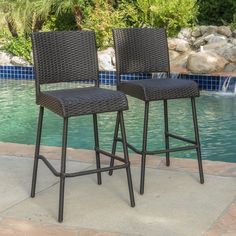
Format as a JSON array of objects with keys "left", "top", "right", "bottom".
[
  {"left": 191, "top": 28, "right": 202, "bottom": 38},
  {"left": 97, "top": 47, "right": 115, "bottom": 71},
  {"left": 187, "top": 51, "right": 228, "bottom": 74},
  {"left": 11, "top": 56, "right": 30, "bottom": 66},
  {"left": 220, "top": 46, "right": 236, "bottom": 63},
  {"left": 0, "top": 52, "right": 12, "bottom": 65},
  {"left": 201, "top": 25, "right": 218, "bottom": 35},
  {"left": 232, "top": 30, "right": 236, "bottom": 38},
  {"left": 170, "top": 51, "right": 192, "bottom": 68},
  {"left": 217, "top": 26, "right": 232, "bottom": 37},
  {"left": 177, "top": 28, "right": 192, "bottom": 40},
  {"left": 224, "top": 63, "right": 236, "bottom": 72},
  {"left": 203, "top": 41, "right": 227, "bottom": 51},
  {"left": 205, "top": 34, "right": 228, "bottom": 44}
]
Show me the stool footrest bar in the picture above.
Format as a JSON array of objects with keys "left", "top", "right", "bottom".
[
  {"left": 167, "top": 132, "right": 197, "bottom": 144},
  {"left": 95, "top": 148, "right": 126, "bottom": 163},
  {"left": 38, "top": 155, "right": 129, "bottom": 178}
]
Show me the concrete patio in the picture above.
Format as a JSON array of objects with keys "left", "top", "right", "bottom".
[{"left": 0, "top": 142, "right": 235, "bottom": 236}]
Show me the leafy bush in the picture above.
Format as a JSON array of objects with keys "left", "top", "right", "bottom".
[
  {"left": 83, "top": 1, "right": 126, "bottom": 48},
  {"left": 197, "top": 0, "right": 236, "bottom": 25},
  {"left": 135, "top": 0, "right": 198, "bottom": 36},
  {"left": 2, "top": 36, "right": 32, "bottom": 63}
]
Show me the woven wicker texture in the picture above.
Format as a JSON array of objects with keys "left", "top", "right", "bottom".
[
  {"left": 37, "top": 87, "right": 128, "bottom": 117},
  {"left": 118, "top": 78, "right": 199, "bottom": 101},
  {"left": 32, "top": 31, "right": 99, "bottom": 84},
  {"left": 32, "top": 30, "right": 128, "bottom": 117},
  {"left": 113, "top": 28, "right": 169, "bottom": 74},
  {"left": 113, "top": 28, "right": 199, "bottom": 101}
]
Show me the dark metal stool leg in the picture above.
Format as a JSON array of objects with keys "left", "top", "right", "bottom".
[
  {"left": 191, "top": 98, "right": 204, "bottom": 184},
  {"left": 140, "top": 102, "right": 149, "bottom": 195},
  {"left": 58, "top": 118, "right": 68, "bottom": 223},
  {"left": 119, "top": 111, "right": 135, "bottom": 207},
  {"left": 109, "top": 112, "right": 120, "bottom": 176},
  {"left": 31, "top": 106, "right": 44, "bottom": 198},
  {"left": 93, "top": 114, "right": 102, "bottom": 185},
  {"left": 163, "top": 100, "right": 170, "bottom": 166}
]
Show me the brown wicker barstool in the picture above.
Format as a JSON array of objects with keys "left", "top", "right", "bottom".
[
  {"left": 109, "top": 27, "right": 204, "bottom": 194},
  {"left": 30, "top": 30, "right": 135, "bottom": 222}
]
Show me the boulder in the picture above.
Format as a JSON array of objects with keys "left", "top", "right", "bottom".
[
  {"left": 215, "top": 43, "right": 234, "bottom": 57},
  {"left": 205, "top": 34, "right": 228, "bottom": 44},
  {"left": 193, "top": 36, "right": 206, "bottom": 48},
  {"left": 230, "top": 38, "right": 236, "bottom": 45},
  {"left": 168, "top": 38, "right": 177, "bottom": 50},
  {"left": 217, "top": 26, "right": 232, "bottom": 37},
  {"left": 170, "top": 51, "right": 192, "bottom": 68},
  {"left": 175, "top": 39, "right": 190, "bottom": 52},
  {"left": 177, "top": 28, "right": 192, "bottom": 40},
  {"left": 191, "top": 28, "right": 202, "bottom": 38},
  {"left": 203, "top": 41, "right": 228, "bottom": 51},
  {"left": 233, "top": 30, "right": 236, "bottom": 38},
  {"left": 187, "top": 51, "right": 228, "bottom": 74},
  {"left": 224, "top": 63, "right": 236, "bottom": 72},
  {"left": 11, "top": 56, "right": 30, "bottom": 66},
  {"left": 169, "top": 50, "right": 180, "bottom": 61},
  {"left": 200, "top": 25, "right": 218, "bottom": 35},
  {"left": 0, "top": 52, "right": 12, "bottom": 65},
  {"left": 220, "top": 46, "right": 236, "bottom": 63},
  {"left": 97, "top": 47, "right": 115, "bottom": 71}
]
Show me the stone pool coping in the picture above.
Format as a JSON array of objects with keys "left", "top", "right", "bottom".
[{"left": 0, "top": 141, "right": 235, "bottom": 236}]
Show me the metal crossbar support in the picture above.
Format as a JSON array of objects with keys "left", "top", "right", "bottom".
[
  {"left": 38, "top": 154, "right": 128, "bottom": 178},
  {"left": 31, "top": 109, "right": 135, "bottom": 223},
  {"left": 109, "top": 98, "right": 204, "bottom": 195}
]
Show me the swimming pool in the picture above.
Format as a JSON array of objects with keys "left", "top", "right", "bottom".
[{"left": 0, "top": 80, "right": 236, "bottom": 163}]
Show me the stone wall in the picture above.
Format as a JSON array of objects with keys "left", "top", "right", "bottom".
[
  {"left": 169, "top": 26, "right": 236, "bottom": 74},
  {"left": 1, "top": 25, "right": 236, "bottom": 74}
]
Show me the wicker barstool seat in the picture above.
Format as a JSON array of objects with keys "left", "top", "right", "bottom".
[
  {"left": 118, "top": 78, "right": 199, "bottom": 101},
  {"left": 110, "top": 27, "right": 204, "bottom": 195},
  {"left": 38, "top": 87, "right": 128, "bottom": 117},
  {"left": 30, "top": 30, "right": 135, "bottom": 223}
]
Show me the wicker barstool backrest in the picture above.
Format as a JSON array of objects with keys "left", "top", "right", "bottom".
[
  {"left": 31, "top": 30, "right": 99, "bottom": 86},
  {"left": 113, "top": 28, "right": 170, "bottom": 77}
]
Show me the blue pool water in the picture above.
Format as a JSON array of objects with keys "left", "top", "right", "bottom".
[{"left": 0, "top": 80, "right": 236, "bottom": 163}]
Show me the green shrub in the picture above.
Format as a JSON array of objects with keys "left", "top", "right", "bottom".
[
  {"left": 136, "top": 0, "right": 198, "bottom": 36},
  {"left": 83, "top": 1, "right": 126, "bottom": 49},
  {"left": 2, "top": 36, "right": 32, "bottom": 63},
  {"left": 197, "top": 0, "right": 236, "bottom": 25},
  {"left": 44, "top": 12, "right": 77, "bottom": 31}
]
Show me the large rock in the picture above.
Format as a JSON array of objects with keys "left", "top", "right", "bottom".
[
  {"left": 205, "top": 34, "right": 228, "bottom": 44},
  {"left": 203, "top": 41, "right": 227, "bottom": 51},
  {"left": 97, "top": 47, "right": 115, "bottom": 71},
  {"left": 233, "top": 30, "right": 236, "bottom": 38},
  {"left": 193, "top": 36, "right": 206, "bottom": 48},
  {"left": 168, "top": 38, "right": 190, "bottom": 52},
  {"left": 191, "top": 28, "right": 202, "bottom": 38},
  {"left": 177, "top": 28, "right": 192, "bottom": 40},
  {"left": 11, "top": 56, "right": 30, "bottom": 66},
  {"left": 170, "top": 51, "right": 192, "bottom": 68},
  {"left": 187, "top": 51, "right": 228, "bottom": 74},
  {"left": 0, "top": 52, "right": 12, "bottom": 65},
  {"left": 169, "top": 50, "right": 180, "bottom": 61},
  {"left": 224, "top": 63, "right": 236, "bottom": 72},
  {"left": 220, "top": 46, "right": 236, "bottom": 63},
  {"left": 200, "top": 25, "right": 218, "bottom": 35},
  {"left": 217, "top": 26, "right": 232, "bottom": 37}
]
